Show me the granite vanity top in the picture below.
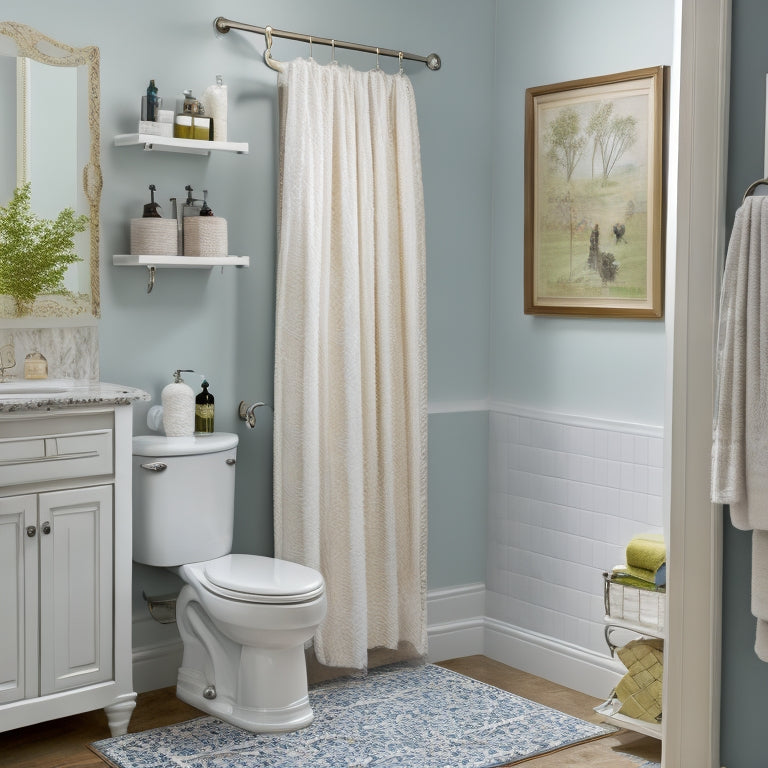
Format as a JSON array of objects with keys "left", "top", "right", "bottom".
[{"left": 0, "top": 380, "right": 151, "bottom": 413}]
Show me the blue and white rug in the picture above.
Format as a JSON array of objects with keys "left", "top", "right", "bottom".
[{"left": 91, "top": 663, "right": 616, "bottom": 768}]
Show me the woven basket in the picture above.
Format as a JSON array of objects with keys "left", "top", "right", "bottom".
[
  {"left": 130, "top": 218, "right": 178, "bottom": 256},
  {"left": 183, "top": 216, "right": 228, "bottom": 257}
]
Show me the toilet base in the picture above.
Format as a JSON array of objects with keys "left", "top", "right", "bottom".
[{"left": 177, "top": 667, "right": 315, "bottom": 732}]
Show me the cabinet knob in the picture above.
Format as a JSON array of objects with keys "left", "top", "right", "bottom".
[
  {"left": 26, "top": 525, "right": 36, "bottom": 538},
  {"left": 41, "top": 521, "right": 51, "bottom": 535}
]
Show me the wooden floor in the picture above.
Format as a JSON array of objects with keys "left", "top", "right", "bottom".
[{"left": 0, "top": 655, "right": 661, "bottom": 768}]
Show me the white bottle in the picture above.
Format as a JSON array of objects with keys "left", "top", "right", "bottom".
[
  {"left": 201, "top": 75, "right": 227, "bottom": 142},
  {"left": 161, "top": 369, "right": 195, "bottom": 437}
]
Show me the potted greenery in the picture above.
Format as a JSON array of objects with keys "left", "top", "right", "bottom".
[{"left": 0, "top": 182, "right": 89, "bottom": 316}]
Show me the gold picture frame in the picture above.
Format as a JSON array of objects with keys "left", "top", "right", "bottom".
[{"left": 524, "top": 66, "right": 666, "bottom": 317}]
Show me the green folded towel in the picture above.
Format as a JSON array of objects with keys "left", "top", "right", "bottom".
[
  {"left": 610, "top": 567, "right": 665, "bottom": 592},
  {"left": 626, "top": 533, "right": 666, "bottom": 574}
]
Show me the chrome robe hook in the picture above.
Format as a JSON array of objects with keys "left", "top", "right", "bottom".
[{"left": 263, "top": 25, "right": 284, "bottom": 72}]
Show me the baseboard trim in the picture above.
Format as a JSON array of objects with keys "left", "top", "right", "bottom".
[
  {"left": 132, "top": 638, "right": 183, "bottom": 694},
  {"left": 131, "top": 584, "right": 620, "bottom": 700},
  {"left": 484, "top": 617, "right": 623, "bottom": 699}
]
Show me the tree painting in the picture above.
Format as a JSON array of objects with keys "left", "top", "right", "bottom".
[
  {"left": 525, "top": 67, "right": 663, "bottom": 317},
  {"left": 546, "top": 106, "right": 587, "bottom": 183}
]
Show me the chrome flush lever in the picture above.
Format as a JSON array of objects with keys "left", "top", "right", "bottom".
[{"left": 141, "top": 462, "right": 167, "bottom": 472}]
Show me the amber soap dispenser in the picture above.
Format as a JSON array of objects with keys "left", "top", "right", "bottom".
[{"left": 195, "top": 379, "right": 215, "bottom": 433}]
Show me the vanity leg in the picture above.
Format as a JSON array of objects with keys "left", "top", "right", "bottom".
[{"left": 104, "top": 692, "right": 137, "bottom": 736}]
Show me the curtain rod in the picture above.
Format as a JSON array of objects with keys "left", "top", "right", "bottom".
[{"left": 214, "top": 17, "right": 441, "bottom": 72}]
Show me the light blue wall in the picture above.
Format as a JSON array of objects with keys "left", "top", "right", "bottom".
[
  {"left": 428, "top": 410, "right": 489, "bottom": 588},
  {"left": 1, "top": 1, "right": 495, "bottom": 608},
  {"left": 490, "top": 0, "right": 673, "bottom": 426}
]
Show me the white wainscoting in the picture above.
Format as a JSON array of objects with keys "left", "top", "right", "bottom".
[{"left": 485, "top": 403, "right": 663, "bottom": 698}]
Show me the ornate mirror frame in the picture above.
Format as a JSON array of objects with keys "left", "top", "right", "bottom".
[{"left": 0, "top": 21, "right": 101, "bottom": 319}]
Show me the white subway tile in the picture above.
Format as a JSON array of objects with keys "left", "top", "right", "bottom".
[
  {"left": 579, "top": 426, "right": 596, "bottom": 457},
  {"left": 634, "top": 464, "right": 649, "bottom": 493},
  {"left": 620, "top": 433, "right": 635, "bottom": 462},
  {"left": 648, "top": 465, "right": 663, "bottom": 496},
  {"left": 594, "top": 429, "right": 609, "bottom": 459},
  {"left": 648, "top": 436, "right": 664, "bottom": 468},
  {"left": 618, "top": 490, "right": 635, "bottom": 518},
  {"left": 606, "top": 430, "right": 621, "bottom": 458},
  {"left": 518, "top": 417, "right": 533, "bottom": 446},
  {"left": 620, "top": 461, "right": 635, "bottom": 490},
  {"left": 633, "top": 435, "right": 650, "bottom": 466}
]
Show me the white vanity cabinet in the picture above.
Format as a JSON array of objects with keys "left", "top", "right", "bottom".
[{"left": 0, "top": 404, "right": 137, "bottom": 736}]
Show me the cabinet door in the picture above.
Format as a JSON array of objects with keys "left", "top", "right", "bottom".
[
  {"left": 38, "top": 485, "right": 113, "bottom": 695},
  {"left": 0, "top": 494, "right": 37, "bottom": 704}
]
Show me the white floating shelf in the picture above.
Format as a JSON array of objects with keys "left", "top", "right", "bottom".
[
  {"left": 114, "top": 133, "right": 249, "bottom": 155},
  {"left": 113, "top": 254, "right": 249, "bottom": 268}
]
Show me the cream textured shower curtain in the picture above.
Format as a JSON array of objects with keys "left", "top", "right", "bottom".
[{"left": 273, "top": 58, "right": 428, "bottom": 671}]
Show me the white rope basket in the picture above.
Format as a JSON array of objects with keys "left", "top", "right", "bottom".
[
  {"left": 130, "top": 218, "right": 178, "bottom": 256},
  {"left": 184, "top": 217, "right": 228, "bottom": 257}
]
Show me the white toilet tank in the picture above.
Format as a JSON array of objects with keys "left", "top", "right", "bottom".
[{"left": 132, "top": 432, "right": 239, "bottom": 567}]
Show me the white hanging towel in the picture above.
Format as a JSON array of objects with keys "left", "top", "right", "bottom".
[
  {"left": 273, "top": 58, "right": 428, "bottom": 671},
  {"left": 712, "top": 195, "right": 768, "bottom": 660}
]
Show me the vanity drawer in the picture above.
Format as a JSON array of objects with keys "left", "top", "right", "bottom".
[{"left": 0, "top": 429, "right": 113, "bottom": 487}]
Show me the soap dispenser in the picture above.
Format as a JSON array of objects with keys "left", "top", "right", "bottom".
[
  {"left": 195, "top": 379, "right": 215, "bottom": 433},
  {"left": 142, "top": 79, "right": 161, "bottom": 122}
]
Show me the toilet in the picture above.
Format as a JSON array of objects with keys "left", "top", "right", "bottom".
[{"left": 131, "top": 432, "right": 326, "bottom": 733}]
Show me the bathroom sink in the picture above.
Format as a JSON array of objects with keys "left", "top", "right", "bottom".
[{"left": 0, "top": 379, "right": 76, "bottom": 396}]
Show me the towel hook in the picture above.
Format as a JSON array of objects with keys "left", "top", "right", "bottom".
[{"left": 146, "top": 265, "right": 156, "bottom": 294}]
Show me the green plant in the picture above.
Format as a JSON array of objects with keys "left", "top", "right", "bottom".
[{"left": 0, "top": 182, "right": 88, "bottom": 315}]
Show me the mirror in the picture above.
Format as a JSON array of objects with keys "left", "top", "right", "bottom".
[{"left": 0, "top": 22, "right": 100, "bottom": 320}]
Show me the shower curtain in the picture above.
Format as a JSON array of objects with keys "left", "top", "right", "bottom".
[{"left": 273, "top": 58, "right": 428, "bottom": 671}]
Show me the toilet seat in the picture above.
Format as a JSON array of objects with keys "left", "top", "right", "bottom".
[{"left": 198, "top": 554, "right": 325, "bottom": 604}]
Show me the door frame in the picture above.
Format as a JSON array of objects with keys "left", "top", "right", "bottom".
[{"left": 663, "top": 1, "right": 730, "bottom": 765}]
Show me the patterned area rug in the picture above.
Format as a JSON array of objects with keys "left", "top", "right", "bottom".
[{"left": 91, "top": 663, "right": 616, "bottom": 768}]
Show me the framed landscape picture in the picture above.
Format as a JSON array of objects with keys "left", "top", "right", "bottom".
[{"left": 524, "top": 66, "right": 666, "bottom": 317}]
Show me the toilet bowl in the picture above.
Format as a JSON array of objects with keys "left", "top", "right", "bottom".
[{"left": 132, "top": 433, "right": 326, "bottom": 732}]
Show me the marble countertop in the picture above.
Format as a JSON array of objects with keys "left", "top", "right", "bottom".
[{"left": 0, "top": 380, "right": 151, "bottom": 413}]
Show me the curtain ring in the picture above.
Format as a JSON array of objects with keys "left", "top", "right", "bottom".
[
  {"left": 308, "top": 35, "right": 313, "bottom": 60},
  {"left": 265, "top": 25, "right": 273, "bottom": 53},
  {"left": 331, "top": 39, "right": 336, "bottom": 64},
  {"left": 376, "top": 47, "right": 380, "bottom": 70},
  {"left": 398, "top": 51, "right": 404, "bottom": 74}
]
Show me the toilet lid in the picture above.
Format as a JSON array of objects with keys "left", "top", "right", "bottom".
[{"left": 202, "top": 554, "right": 325, "bottom": 604}]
